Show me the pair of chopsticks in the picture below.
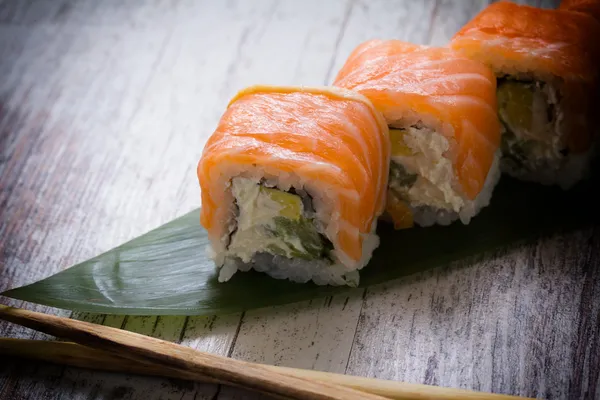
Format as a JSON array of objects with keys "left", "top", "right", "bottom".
[{"left": 0, "top": 305, "right": 529, "bottom": 400}]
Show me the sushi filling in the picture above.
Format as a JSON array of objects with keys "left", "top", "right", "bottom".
[
  {"left": 386, "top": 126, "right": 469, "bottom": 228},
  {"left": 218, "top": 177, "right": 364, "bottom": 286},
  {"left": 225, "top": 177, "right": 332, "bottom": 262},
  {"left": 496, "top": 78, "right": 565, "bottom": 175}
]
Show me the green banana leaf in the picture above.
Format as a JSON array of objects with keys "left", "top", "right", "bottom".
[{"left": 2, "top": 175, "right": 599, "bottom": 316}]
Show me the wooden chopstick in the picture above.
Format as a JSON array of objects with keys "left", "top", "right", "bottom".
[
  {"left": 0, "top": 305, "right": 386, "bottom": 400},
  {"left": 0, "top": 338, "right": 529, "bottom": 400},
  {"left": 0, "top": 306, "right": 521, "bottom": 400}
]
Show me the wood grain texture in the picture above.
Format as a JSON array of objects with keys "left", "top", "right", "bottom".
[
  {"left": 0, "top": 306, "right": 390, "bottom": 400},
  {"left": 427, "top": 0, "right": 490, "bottom": 46},
  {"left": 345, "top": 229, "right": 600, "bottom": 399},
  {"left": 536, "top": 0, "right": 561, "bottom": 8},
  {"left": 220, "top": 294, "right": 365, "bottom": 399},
  {"left": 0, "top": 0, "right": 598, "bottom": 399},
  {"left": 0, "top": 339, "right": 534, "bottom": 400}
]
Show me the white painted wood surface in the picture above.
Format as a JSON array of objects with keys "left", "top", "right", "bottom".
[{"left": 3, "top": 1, "right": 598, "bottom": 400}]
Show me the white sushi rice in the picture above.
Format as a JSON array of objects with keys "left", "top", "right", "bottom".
[
  {"left": 209, "top": 172, "right": 380, "bottom": 287},
  {"left": 219, "top": 253, "right": 360, "bottom": 286},
  {"left": 501, "top": 144, "right": 595, "bottom": 190},
  {"left": 412, "top": 150, "right": 501, "bottom": 226}
]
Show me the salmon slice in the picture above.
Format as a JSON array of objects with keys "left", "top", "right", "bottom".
[
  {"left": 450, "top": 1, "right": 600, "bottom": 83},
  {"left": 334, "top": 40, "right": 500, "bottom": 203},
  {"left": 198, "top": 86, "right": 389, "bottom": 269}
]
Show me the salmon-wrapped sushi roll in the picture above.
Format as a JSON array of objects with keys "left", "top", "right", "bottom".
[
  {"left": 450, "top": 1, "right": 600, "bottom": 189},
  {"left": 197, "top": 86, "right": 389, "bottom": 286},
  {"left": 333, "top": 40, "right": 501, "bottom": 229}
]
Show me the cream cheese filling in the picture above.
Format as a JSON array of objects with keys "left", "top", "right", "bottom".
[{"left": 390, "top": 126, "right": 464, "bottom": 212}]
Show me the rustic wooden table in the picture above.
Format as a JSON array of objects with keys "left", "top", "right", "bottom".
[{"left": 1, "top": 0, "right": 598, "bottom": 399}]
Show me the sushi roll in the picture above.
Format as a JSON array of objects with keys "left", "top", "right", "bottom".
[
  {"left": 333, "top": 40, "right": 501, "bottom": 229},
  {"left": 197, "top": 85, "right": 390, "bottom": 286},
  {"left": 450, "top": 1, "right": 600, "bottom": 189}
]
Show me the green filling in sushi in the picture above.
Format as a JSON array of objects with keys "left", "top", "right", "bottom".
[
  {"left": 225, "top": 177, "right": 332, "bottom": 262},
  {"left": 388, "top": 161, "right": 418, "bottom": 199}
]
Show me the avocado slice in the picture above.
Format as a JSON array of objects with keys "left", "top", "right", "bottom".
[
  {"left": 389, "top": 128, "right": 414, "bottom": 156},
  {"left": 260, "top": 186, "right": 302, "bottom": 220},
  {"left": 497, "top": 80, "right": 535, "bottom": 133}
]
